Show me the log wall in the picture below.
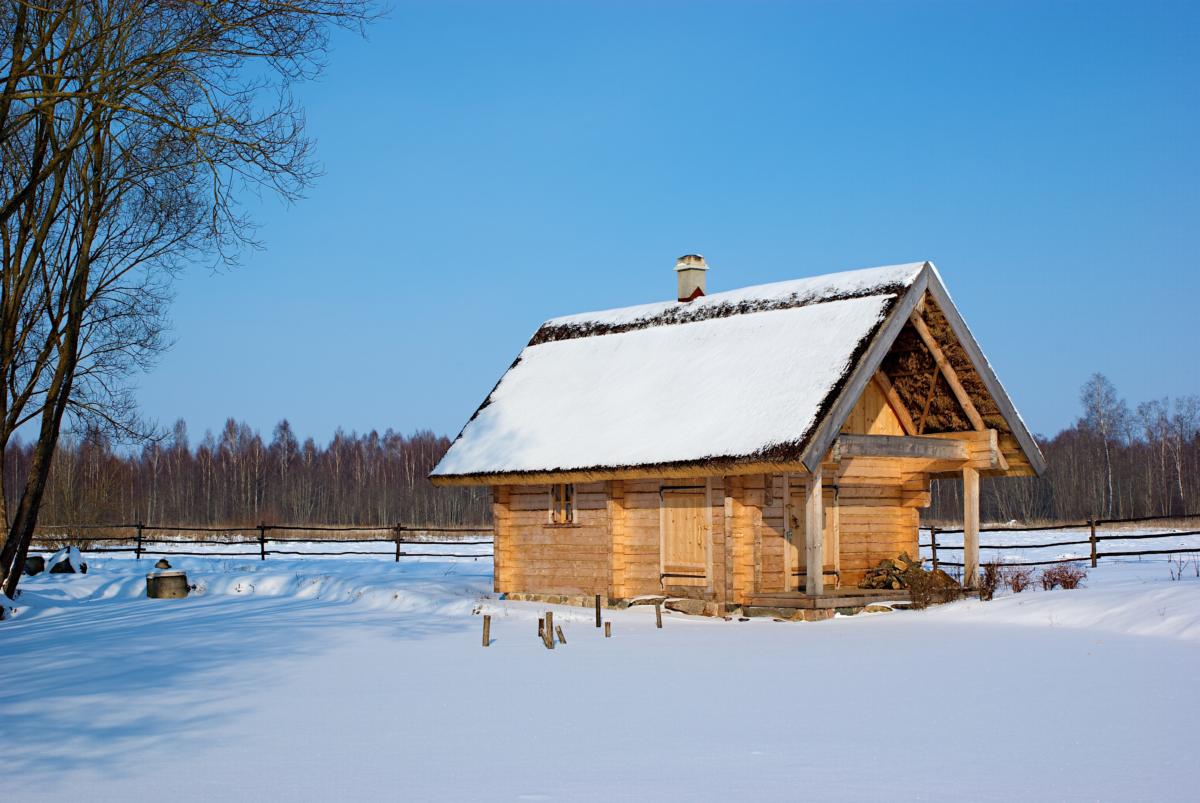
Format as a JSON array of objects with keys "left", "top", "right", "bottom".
[
  {"left": 494, "top": 482, "right": 611, "bottom": 595},
  {"left": 492, "top": 387, "right": 935, "bottom": 602}
]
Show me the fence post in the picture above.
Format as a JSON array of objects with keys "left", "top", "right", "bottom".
[
  {"left": 258, "top": 523, "right": 266, "bottom": 560},
  {"left": 930, "top": 526, "right": 939, "bottom": 573},
  {"left": 595, "top": 594, "right": 602, "bottom": 628},
  {"left": 1089, "top": 517, "right": 1097, "bottom": 568},
  {"left": 135, "top": 521, "right": 144, "bottom": 561},
  {"left": 393, "top": 524, "right": 403, "bottom": 562}
]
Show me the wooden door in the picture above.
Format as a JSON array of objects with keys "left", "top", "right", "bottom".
[
  {"left": 786, "top": 483, "right": 838, "bottom": 591},
  {"left": 660, "top": 487, "right": 708, "bottom": 588}
]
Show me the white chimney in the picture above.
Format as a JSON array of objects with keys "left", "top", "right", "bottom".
[{"left": 674, "top": 254, "right": 707, "bottom": 302}]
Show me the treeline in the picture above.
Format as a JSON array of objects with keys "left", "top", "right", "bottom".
[
  {"left": 929, "top": 375, "right": 1200, "bottom": 524},
  {"left": 3, "top": 374, "right": 1197, "bottom": 529},
  {"left": 2, "top": 420, "right": 489, "bottom": 527}
]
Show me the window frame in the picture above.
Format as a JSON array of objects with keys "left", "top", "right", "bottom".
[{"left": 548, "top": 482, "right": 576, "bottom": 525}]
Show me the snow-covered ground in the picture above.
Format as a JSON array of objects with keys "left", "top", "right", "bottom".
[{"left": 2, "top": 534, "right": 1198, "bottom": 802}]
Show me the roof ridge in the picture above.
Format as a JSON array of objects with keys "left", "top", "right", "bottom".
[{"left": 530, "top": 261, "right": 926, "bottom": 347}]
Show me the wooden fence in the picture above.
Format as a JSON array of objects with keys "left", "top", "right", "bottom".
[
  {"left": 28, "top": 523, "right": 494, "bottom": 562},
  {"left": 922, "top": 513, "right": 1200, "bottom": 571}
]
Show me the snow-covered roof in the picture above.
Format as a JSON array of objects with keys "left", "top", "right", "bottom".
[{"left": 432, "top": 262, "right": 927, "bottom": 480}]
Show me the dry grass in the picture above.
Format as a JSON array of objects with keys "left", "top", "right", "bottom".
[
  {"left": 1004, "top": 567, "right": 1033, "bottom": 594},
  {"left": 1040, "top": 564, "right": 1087, "bottom": 590},
  {"left": 978, "top": 561, "right": 1002, "bottom": 601}
]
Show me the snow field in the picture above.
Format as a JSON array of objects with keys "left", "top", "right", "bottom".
[{"left": 2, "top": 531, "right": 1198, "bottom": 802}]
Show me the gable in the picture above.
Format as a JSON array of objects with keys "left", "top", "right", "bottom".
[
  {"left": 840, "top": 381, "right": 906, "bottom": 437},
  {"left": 804, "top": 270, "right": 1045, "bottom": 476}
]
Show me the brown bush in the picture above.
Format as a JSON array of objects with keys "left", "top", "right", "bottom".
[
  {"left": 1005, "top": 568, "right": 1033, "bottom": 594},
  {"left": 1041, "top": 564, "right": 1087, "bottom": 590},
  {"left": 978, "top": 562, "right": 1002, "bottom": 601}
]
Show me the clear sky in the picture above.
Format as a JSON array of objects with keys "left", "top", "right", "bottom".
[{"left": 136, "top": 0, "right": 1199, "bottom": 446}]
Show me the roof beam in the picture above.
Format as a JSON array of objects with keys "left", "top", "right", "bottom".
[
  {"left": 872, "top": 371, "right": 917, "bottom": 436},
  {"left": 833, "top": 434, "right": 969, "bottom": 463},
  {"left": 908, "top": 310, "right": 986, "bottom": 431},
  {"left": 915, "top": 367, "right": 940, "bottom": 435},
  {"left": 926, "top": 429, "right": 1010, "bottom": 473}
]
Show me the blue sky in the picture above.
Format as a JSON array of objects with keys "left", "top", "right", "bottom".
[{"left": 136, "top": 0, "right": 1199, "bottom": 445}]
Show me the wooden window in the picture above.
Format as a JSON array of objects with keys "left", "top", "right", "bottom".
[{"left": 549, "top": 483, "right": 575, "bottom": 525}]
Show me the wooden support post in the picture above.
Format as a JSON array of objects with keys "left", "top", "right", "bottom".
[
  {"left": 1089, "top": 517, "right": 1097, "bottom": 568},
  {"left": 782, "top": 473, "right": 793, "bottom": 591},
  {"left": 544, "top": 611, "right": 555, "bottom": 649},
  {"left": 655, "top": 603, "right": 663, "bottom": 629},
  {"left": 555, "top": 625, "right": 566, "bottom": 645},
  {"left": 604, "top": 621, "right": 611, "bottom": 638},
  {"left": 962, "top": 467, "right": 979, "bottom": 588},
  {"left": 930, "top": 526, "right": 939, "bottom": 573},
  {"left": 258, "top": 523, "right": 267, "bottom": 561},
  {"left": 805, "top": 468, "right": 825, "bottom": 596},
  {"left": 595, "top": 594, "right": 602, "bottom": 627},
  {"left": 482, "top": 614, "right": 491, "bottom": 647},
  {"left": 135, "top": 522, "right": 144, "bottom": 561}
]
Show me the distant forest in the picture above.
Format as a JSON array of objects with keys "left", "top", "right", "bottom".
[
  {"left": 3, "top": 421, "right": 490, "bottom": 527},
  {"left": 2, "top": 374, "right": 1196, "bottom": 528},
  {"left": 929, "top": 375, "right": 1199, "bottom": 524}
]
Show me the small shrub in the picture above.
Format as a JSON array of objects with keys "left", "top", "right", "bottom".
[
  {"left": 1041, "top": 564, "right": 1087, "bottom": 590},
  {"left": 977, "top": 561, "right": 1002, "bottom": 601},
  {"left": 1005, "top": 567, "right": 1033, "bottom": 594}
]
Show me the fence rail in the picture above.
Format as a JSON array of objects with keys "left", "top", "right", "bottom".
[
  {"left": 27, "top": 522, "right": 494, "bottom": 562},
  {"left": 921, "top": 513, "right": 1200, "bottom": 572}
]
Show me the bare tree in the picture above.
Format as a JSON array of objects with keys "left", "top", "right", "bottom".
[{"left": 0, "top": 0, "right": 375, "bottom": 596}]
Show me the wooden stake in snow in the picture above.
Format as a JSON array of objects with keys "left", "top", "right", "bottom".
[
  {"left": 595, "top": 594, "right": 602, "bottom": 627},
  {"left": 538, "top": 617, "right": 544, "bottom": 639},
  {"left": 604, "top": 621, "right": 611, "bottom": 638},
  {"left": 482, "top": 614, "right": 491, "bottom": 647},
  {"left": 555, "top": 625, "right": 566, "bottom": 645},
  {"left": 544, "top": 611, "right": 555, "bottom": 649},
  {"left": 1089, "top": 517, "right": 1098, "bottom": 568},
  {"left": 655, "top": 603, "right": 663, "bottom": 629}
]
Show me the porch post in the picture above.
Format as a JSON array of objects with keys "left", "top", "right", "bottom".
[
  {"left": 962, "top": 466, "right": 979, "bottom": 588},
  {"left": 804, "top": 467, "right": 824, "bottom": 595}
]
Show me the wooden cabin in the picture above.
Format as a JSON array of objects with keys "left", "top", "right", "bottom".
[{"left": 431, "top": 258, "right": 1044, "bottom": 614}]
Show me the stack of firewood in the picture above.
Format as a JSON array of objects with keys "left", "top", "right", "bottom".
[{"left": 859, "top": 552, "right": 921, "bottom": 590}]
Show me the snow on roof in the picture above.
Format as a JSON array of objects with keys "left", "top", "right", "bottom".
[
  {"left": 535, "top": 261, "right": 924, "bottom": 342},
  {"left": 432, "top": 262, "right": 925, "bottom": 478}
]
